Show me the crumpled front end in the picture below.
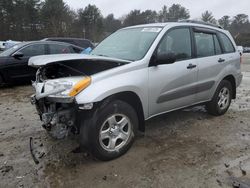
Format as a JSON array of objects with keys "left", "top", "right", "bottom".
[
  {"left": 31, "top": 71, "right": 91, "bottom": 139},
  {"left": 29, "top": 54, "right": 128, "bottom": 139},
  {"left": 31, "top": 96, "right": 77, "bottom": 139}
]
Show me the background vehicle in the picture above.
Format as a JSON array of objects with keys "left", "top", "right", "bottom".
[
  {"left": 30, "top": 22, "right": 242, "bottom": 161},
  {"left": 4, "top": 40, "right": 21, "bottom": 50},
  {"left": 0, "top": 41, "right": 83, "bottom": 85},
  {"left": 0, "top": 41, "right": 6, "bottom": 51},
  {"left": 42, "top": 37, "right": 94, "bottom": 49},
  {"left": 243, "top": 47, "right": 250, "bottom": 53}
]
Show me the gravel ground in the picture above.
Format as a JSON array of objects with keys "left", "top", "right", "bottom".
[{"left": 0, "top": 54, "right": 250, "bottom": 188}]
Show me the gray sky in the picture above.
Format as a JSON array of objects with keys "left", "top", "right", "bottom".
[{"left": 64, "top": 0, "right": 249, "bottom": 19}]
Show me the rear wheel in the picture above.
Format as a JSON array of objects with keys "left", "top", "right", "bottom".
[
  {"left": 80, "top": 100, "right": 138, "bottom": 161},
  {"left": 206, "top": 80, "right": 232, "bottom": 116}
]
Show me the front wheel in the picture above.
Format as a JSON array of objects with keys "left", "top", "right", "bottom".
[
  {"left": 206, "top": 80, "right": 233, "bottom": 116},
  {"left": 80, "top": 100, "right": 138, "bottom": 161}
]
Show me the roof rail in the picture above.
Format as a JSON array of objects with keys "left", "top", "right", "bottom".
[{"left": 178, "top": 19, "right": 223, "bottom": 29}]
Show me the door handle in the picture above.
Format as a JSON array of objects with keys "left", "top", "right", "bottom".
[
  {"left": 187, "top": 64, "right": 197, "bottom": 69},
  {"left": 218, "top": 58, "right": 225, "bottom": 63}
]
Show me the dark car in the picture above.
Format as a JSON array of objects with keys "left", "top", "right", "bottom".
[
  {"left": 42, "top": 37, "right": 94, "bottom": 49},
  {"left": 0, "top": 41, "right": 83, "bottom": 85}
]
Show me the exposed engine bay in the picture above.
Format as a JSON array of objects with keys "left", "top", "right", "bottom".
[
  {"left": 36, "top": 59, "right": 124, "bottom": 82},
  {"left": 31, "top": 58, "right": 127, "bottom": 139}
]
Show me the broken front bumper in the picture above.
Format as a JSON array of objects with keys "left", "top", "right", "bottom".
[{"left": 31, "top": 94, "right": 78, "bottom": 139}]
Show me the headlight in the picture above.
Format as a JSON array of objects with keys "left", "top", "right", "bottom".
[
  {"left": 45, "top": 80, "right": 73, "bottom": 97},
  {"left": 45, "top": 76, "right": 91, "bottom": 98},
  {"left": 69, "top": 77, "right": 91, "bottom": 97}
]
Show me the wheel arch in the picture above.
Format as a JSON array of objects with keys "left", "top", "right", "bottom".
[
  {"left": 222, "top": 75, "right": 236, "bottom": 99},
  {"left": 100, "top": 91, "right": 145, "bottom": 132}
]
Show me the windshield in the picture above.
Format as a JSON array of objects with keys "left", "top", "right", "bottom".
[
  {"left": 0, "top": 43, "right": 25, "bottom": 57},
  {"left": 91, "top": 27, "right": 162, "bottom": 61}
]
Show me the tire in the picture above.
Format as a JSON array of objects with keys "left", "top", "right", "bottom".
[
  {"left": 206, "top": 80, "right": 233, "bottom": 116},
  {"left": 80, "top": 100, "right": 138, "bottom": 161}
]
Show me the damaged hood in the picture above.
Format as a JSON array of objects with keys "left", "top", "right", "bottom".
[{"left": 28, "top": 54, "right": 132, "bottom": 68}]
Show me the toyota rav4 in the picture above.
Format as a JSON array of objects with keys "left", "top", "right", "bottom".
[{"left": 30, "top": 22, "right": 242, "bottom": 161}]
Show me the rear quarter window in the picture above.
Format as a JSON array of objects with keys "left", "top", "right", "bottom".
[
  {"left": 70, "top": 46, "right": 82, "bottom": 53},
  {"left": 77, "top": 40, "right": 93, "bottom": 49},
  {"left": 218, "top": 33, "right": 235, "bottom": 53},
  {"left": 49, "top": 44, "right": 71, "bottom": 54}
]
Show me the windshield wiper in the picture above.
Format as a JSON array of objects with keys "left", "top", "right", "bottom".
[
  {"left": 92, "top": 53, "right": 133, "bottom": 62},
  {"left": 93, "top": 54, "right": 110, "bottom": 58}
]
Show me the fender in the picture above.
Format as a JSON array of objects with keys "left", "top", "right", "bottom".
[{"left": 75, "top": 67, "right": 149, "bottom": 118}]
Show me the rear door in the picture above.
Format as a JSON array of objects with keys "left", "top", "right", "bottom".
[
  {"left": 193, "top": 27, "right": 229, "bottom": 102},
  {"left": 148, "top": 27, "right": 198, "bottom": 117}
]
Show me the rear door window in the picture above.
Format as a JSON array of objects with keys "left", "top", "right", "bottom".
[
  {"left": 48, "top": 44, "right": 71, "bottom": 54},
  {"left": 194, "top": 32, "right": 214, "bottom": 57},
  {"left": 78, "top": 40, "right": 93, "bottom": 49},
  {"left": 70, "top": 46, "right": 83, "bottom": 53},
  {"left": 194, "top": 32, "right": 222, "bottom": 57}
]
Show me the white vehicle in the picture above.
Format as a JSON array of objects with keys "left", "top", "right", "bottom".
[
  {"left": 30, "top": 21, "right": 242, "bottom": 160},
  {"left": 4, "top": 40, "right": 21, "bottom": 50}
]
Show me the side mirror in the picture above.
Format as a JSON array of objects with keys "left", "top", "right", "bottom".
[
  {"left": 151, "top": 53, "right": 176, "bottom": 66},
  {"left": 12, "top": 52, "right": 24, "bottom": 59}
]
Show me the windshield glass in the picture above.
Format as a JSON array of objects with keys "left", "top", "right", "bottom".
[
  {"left": 0, "top": 43, "right": 25, "bottom": 57},
  {"left": 91, "top": 27, "right": 162, "bottom": 61}
]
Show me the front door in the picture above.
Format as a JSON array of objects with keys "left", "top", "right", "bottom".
[{"left": 148, "top": 27, "right": 198, "bottom": 117}]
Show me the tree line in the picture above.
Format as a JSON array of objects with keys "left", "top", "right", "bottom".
[{"left": 0, "top": 0, "right": 250, "bottom": 46}]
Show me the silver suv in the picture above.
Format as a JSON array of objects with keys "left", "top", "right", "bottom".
[{"left": 30, "top": 22, "right": 242, "bottom": 160}]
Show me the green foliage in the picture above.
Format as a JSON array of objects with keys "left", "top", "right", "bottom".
[
  {"left": 216, "top": 14, "right": 250, "bottom": 45},
  {"left": 123, "top": 10, "right": 144, "bottom": 26},
  {"left": 218, "top": 16, "right": 231, "bottom": 29},
  {"left": 158, "top": 5, "right": 168, "bottom": 22},
  {"left": 77, "top": 4, "right": 104, "bottom": 41},
  {"left": 103, "top": 14, "right": 122, "bottom": 35},
  {"left": 0, "top": 0, "right": 42, "bottom": 40},
  {"left": 41, "top": 0, "right": 74, "bottom": 36},
  {"left": 0, "top": 1, "right": 249, "bottom": 45},
  {"left": 236, "top": 33, "right": 250, "bottom": 46},
  {"left": 168, "top": 4, "right": 190, "bottom": 21},
  {"left": 123, "top": 4, "right": 189, "bottom": 26},
  {"left": 201, "top": 11, "right": 217, "bottom": 24}
]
